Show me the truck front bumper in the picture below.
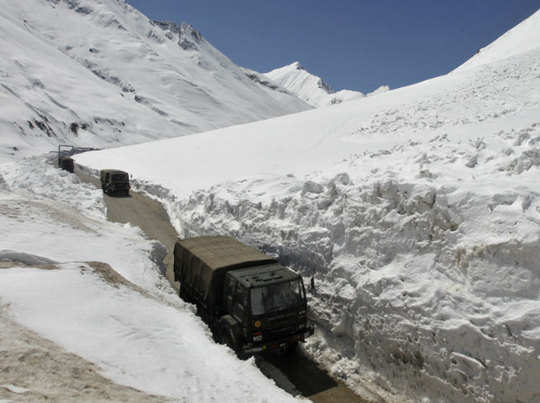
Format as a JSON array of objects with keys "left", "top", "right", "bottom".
[{"left": 243, "top": 326, "right": 315, "bottom": 354}]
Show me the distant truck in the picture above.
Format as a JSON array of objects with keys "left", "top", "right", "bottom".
[
  {"left": 100, "top": 169, "right": 130, "bottom": 196},
  {"left": 174, "top": 236, "right": 314, "bottom": 357},
  {"left": 58, "top": 156, "right": 74, "bottom": 173},
  {"left": 56, "top": 144, "right": 97, "bottom": 173}
]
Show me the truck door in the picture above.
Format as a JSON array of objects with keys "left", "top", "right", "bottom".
[
  {"left": 232, "top": 284, "right": 249, "bottom": 326},
  {"left": 224, "top": 275, "right": 236, "bottom": 313}
]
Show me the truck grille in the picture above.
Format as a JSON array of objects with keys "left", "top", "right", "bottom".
[
  {"left": 265, "top": 313, "right": 298, "bottom": 338},
  {"left": 268, "top": 325, "right": 296, "bottom": 338}
]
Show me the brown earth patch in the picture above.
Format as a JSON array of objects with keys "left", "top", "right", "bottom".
[{"left": 0, "top": 306, "right": 170, "bottom": 402}]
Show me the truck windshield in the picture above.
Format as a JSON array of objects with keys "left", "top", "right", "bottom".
[
  {"left": 251, "top": 280, "right": 304, "bottom": 315},
  {"left": 112, "top": 174, "right": 127, "bottom": 181}
]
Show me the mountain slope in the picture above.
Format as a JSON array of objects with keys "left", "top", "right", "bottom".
[
  {"left": 76, "top": 11, "right": 540, "bottom": 403},
  {"left": 265, "top": 61, "right": 389, "bottom": 107},
  {"left": 0, "top": 0, "right": 310, "bottom": 162},
  {"left": 456, "top": 8, "right": 540, "bottom": 71}
]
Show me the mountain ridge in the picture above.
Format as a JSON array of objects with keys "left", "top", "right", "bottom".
[{"left": 264, "top": 61, "right": 389, "bottom": 107}]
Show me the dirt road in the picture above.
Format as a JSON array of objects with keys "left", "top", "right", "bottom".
[{"left": 75, "top": 167, "right": 370, "bottom": 403}]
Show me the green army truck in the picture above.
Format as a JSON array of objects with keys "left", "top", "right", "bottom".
[
  {"left": 174, "top": 236, "right": 314, "bottom": 357},
  {"left": 100, "top": 169, "right": 130, "bottom": 196}
]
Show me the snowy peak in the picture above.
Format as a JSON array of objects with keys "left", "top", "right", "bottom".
[
  {"left": 290, "top": 61, "right": 304, "bottom": 71},
  {"left": 264, "top": 62, "right": 339, "bottom": 107},
  {"left": 456, "top": 9, "right": 540, "bottom": 71},
  {"left": 264, "top": 61, "right": 388, "bottom": 107},
  {"left": 288, "top": 61, "right": 332, "bottom": 93}
]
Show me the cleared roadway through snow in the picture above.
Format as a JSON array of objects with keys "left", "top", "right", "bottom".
[{"left": 75, "top": 166, "right": 372, "bottom": 403}]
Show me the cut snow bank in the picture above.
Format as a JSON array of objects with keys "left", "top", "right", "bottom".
[{"left": 76, "top": 40, "right": 540, "bottom": 402}]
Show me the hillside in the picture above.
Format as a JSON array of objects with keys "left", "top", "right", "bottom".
[
  {"left": 456, "top": 9, "right": 540, "bottom": 71},
  {"left": 76, "top": 9, "right": 540, "bottom": 402},
  {"left": 265, "top": 62, "right": 389, "bottom": 107},
  {"left": 0, "top": 0, "right": 310, "bottom": 163}
]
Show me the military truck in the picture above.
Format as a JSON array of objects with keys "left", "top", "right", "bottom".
[
  {"left": 174, "top": 236, "right": 314, "bottom": 357},
  {"left": 58, "top": 156, "right": 74, "bottom": 173},
  {"left": 56, "top": 144, "right": 97, "bottom": 173},
  {"left": 100, "top": 169, "right": 130, "bottom": 196}
]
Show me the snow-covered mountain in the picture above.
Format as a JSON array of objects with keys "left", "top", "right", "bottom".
[
  {"left": 456, "top": 8, "right": 540, "bottom": 71},
  {"left": 265, "top": 61, "right": 389, "bottom": 107},
  {"left": 0, "top": 0, "right": 310, "bottom": 162},
  {"left": 76, "top": 9, "right": 540, "bottom": 403}
]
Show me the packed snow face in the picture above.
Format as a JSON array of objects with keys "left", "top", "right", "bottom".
[
  {"left": 0, "top": 159, "right": 303, "bottom": 403},
  {"left": 0, "top": 0, "right": 310, "bottom": 163},
  {"left": 265, "top": 61, "right": 389, "bottom": 107},
  {"left": 77, "top": 35, "right": 540, "bottom": 402},
  {"left": 456, "top": 9, "right": 540, "bottom": 72}
]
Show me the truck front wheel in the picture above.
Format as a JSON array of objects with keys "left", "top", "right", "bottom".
[
  {"left": 218, "top": 318, "right": 248, "bottom": 360},
  {"left": 224, "top": 329, "right": 249, "bottom": 360},
  {"left": 283, "top": 341, "right": 298, "bottom": 355}
]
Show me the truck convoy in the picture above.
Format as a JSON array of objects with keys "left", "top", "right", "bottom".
[{"left": 174, "top": 236, "right": 314, "bottom": 358}]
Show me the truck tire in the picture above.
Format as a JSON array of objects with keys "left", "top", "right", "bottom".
[
  {"left": 224, "top": 328, "right": 249, "bottom": 360},
  {"left": 178, "top": 286, "right": 185, "bottom": 300},
  {"left": 283, "top": 341, "right": 298, "bottom": 355},
  {"left": 179, "top": 285, "right": 190, "bottom": 303},
  {"left": 218, "top": 316, "right": 248, "bottom": 360}
]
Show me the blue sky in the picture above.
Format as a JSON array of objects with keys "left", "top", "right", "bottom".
[{"left": 126, "top": 1, "right": 539, "bottom": 93}]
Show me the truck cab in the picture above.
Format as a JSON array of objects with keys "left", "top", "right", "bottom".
[
  {"left": 222, "top": 264, "right": 312, "bottom": 355},
  {"left": 100, "top": 169, "right": 130, "bottom": 196}
]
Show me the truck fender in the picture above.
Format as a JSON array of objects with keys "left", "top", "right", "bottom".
[{"left": 217, "top": 315, "right": 241, "bottom": 345}]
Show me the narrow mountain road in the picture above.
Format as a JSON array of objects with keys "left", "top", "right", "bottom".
[{"left": 75, "top": 166, "right": 371, "bottom": 403}]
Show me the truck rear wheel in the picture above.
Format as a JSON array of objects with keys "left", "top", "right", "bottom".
[{"left": 179, "top": 285, "right": 188, "bottom": 302}]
